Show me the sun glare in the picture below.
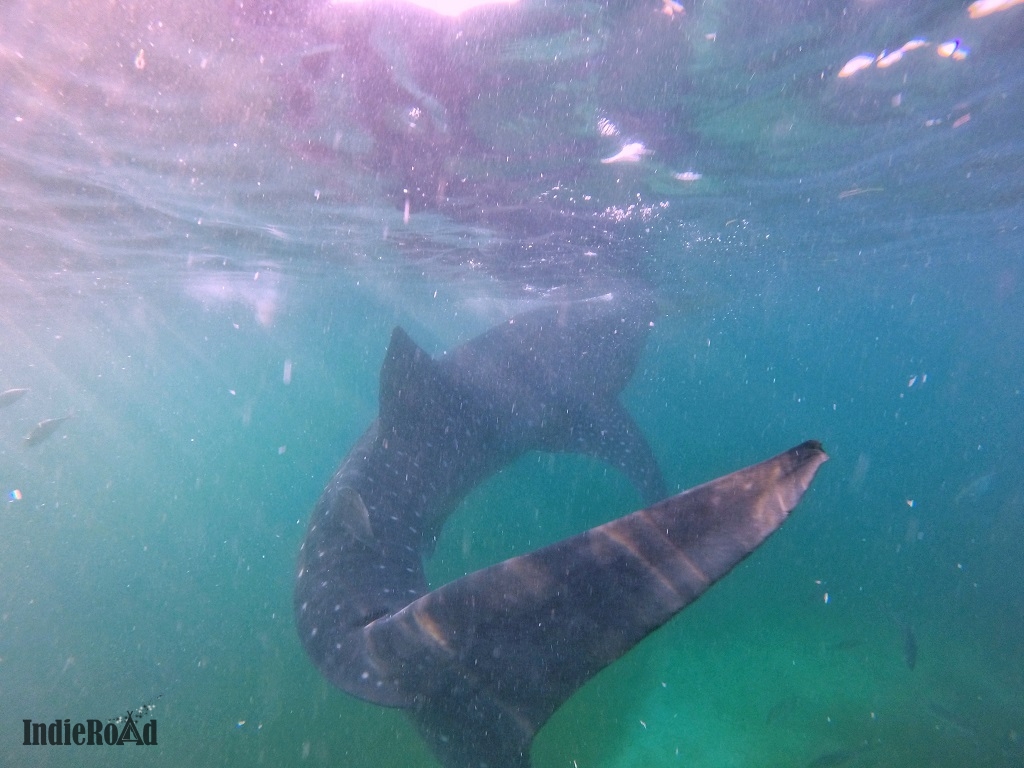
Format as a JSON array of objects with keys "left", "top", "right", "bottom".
[{"left": 330, "top": 0, "right": 519, "bottom": 17}]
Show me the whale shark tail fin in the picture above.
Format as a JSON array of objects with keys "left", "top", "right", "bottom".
[
  {"left": 540, "top": 396, "right": 668, "bottom": 504},
  {"left": 377, "top": 322, "right": 667, "bottom": 504},
  {"left": 363, "top": 441, "right": 828, "bottom": 768}
]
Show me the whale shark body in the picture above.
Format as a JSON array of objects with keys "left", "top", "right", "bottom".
[{"left": 295, "top": 292, "right": 827, "bottom": 768}]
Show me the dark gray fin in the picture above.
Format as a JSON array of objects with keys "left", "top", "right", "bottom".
[
  {"left": 377, "top": 318, "right": 665, "bottom": 505},
  {"left": 550, "top": 399, "right": 667, "bottom": 505},
  {"left": 362, "top": 441, "right": 827, "bottom": 768},
  {"left": 378, "top": 326, "right": 436, "bottom": 435}
]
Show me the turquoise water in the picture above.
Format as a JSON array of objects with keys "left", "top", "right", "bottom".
[{"left": 1, "top": 0, "right": 1022, "bottom": 766}]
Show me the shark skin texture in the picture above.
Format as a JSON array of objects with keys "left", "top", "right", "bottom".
[{"left": 295, "top": 292, "right": 827, "bottom": 768}]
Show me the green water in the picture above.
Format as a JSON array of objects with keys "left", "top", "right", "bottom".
[{"left": 3, "top": 263, "right": 1020, "bottom": 766}]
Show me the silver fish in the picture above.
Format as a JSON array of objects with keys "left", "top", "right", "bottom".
[
  {"left": 23, "top": 414, "right": 73, "bottom": 447},
  {"left": 903, "top": 622, "right": 918, "bottom": 670},
  {"left": 0, "top": 388, "right": 29, "bottom": 408}
]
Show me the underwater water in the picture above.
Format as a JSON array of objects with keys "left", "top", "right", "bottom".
[{"left": 1, "top": 0, "right": 1022, "bottom": 766}]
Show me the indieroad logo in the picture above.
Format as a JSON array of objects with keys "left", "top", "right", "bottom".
[{"left": 22, "top": 695, "right": 161, "bottom": 747}]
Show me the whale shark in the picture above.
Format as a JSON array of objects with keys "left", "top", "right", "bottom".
[{"left": 295, "top": 291, "right": 827, "bottom": 768}]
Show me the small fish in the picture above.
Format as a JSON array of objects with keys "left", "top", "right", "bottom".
[
  {"left": 954, "top": 472, "right": 996, "bottom": 505},
  {"left": 0, "top": 388, "right": 29, "bottom": 408},
  {"left": 23, "top": 414, "right": 74, "bottom": 447},
  {"left": 937, "top": 39, "right": 968, "bottom": 60},
  {"left": 876, "top": 49, "right": 904, "bottom": 68},
  {"left": 828, "top": 637, "right": 865, "bottom": 652},
  {"left": 837, "top": 54, "right": 875, "bottom": 78},
  {"left": 765, "top": 694, "right": 800, "bottom": 725},
  {"left": 969, "top": 0, "right": 1024, "bottom": 18},
  {"left": 927, "top": 700, "right": 976, "bottom": 737},
  {"left": 900, "top": 39, "right": 928, "bottom": 53},
  {"left": 903, "top": 623, "right": 918, "bottom": 670}
]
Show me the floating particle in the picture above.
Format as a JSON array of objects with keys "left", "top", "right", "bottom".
[
  {"left": 673, "top": 171, "right": 703, "bottom": 182},
  {"left": 283, "top": 358, "right": 293, "bottom": 385},
  {"left": 135, "top": 49, "right": 146, "bottom": 70}
]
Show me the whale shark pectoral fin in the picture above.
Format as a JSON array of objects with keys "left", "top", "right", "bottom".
[
  {"left": 365, "top": 441, "right": 828, "bottom": 768},
  {"left": 553, "top": 399, "right": 667, "bottom": 504}
]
